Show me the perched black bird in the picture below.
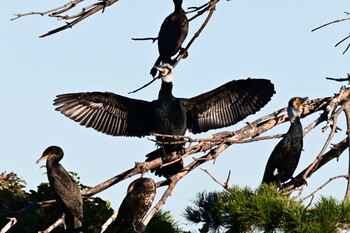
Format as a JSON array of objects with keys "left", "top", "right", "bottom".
[
  {"left": 115, "top": 178, "right": 156, "bottom": 233},
  {"left": 262, "top": 97, "right": 308, "bottom": 185},
  {"left": 36, "top": 146, "right": 83, "bottom": 232},
  {"left": 54, "top": 63, "right": 275, "bottom": 177},
  {"left": 150, "top": 0, "right": 189, "bottom": 77}
]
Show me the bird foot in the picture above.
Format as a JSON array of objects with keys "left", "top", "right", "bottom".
[{"left": 292, "top": 177, "right": 308, "bottom": 186}]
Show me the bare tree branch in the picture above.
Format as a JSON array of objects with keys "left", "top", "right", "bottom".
[
  {"left": 11, "top": 0, "right": 119, "bottom": 37},
  {"left": 326, "top": 73, "right": 350, "bottom": 83},
  {"left": 311, "top": 17, "right": 350, "bottom": 32},
  {"left": 343, "top": 101, "right": 350, "bottom": 199},
  {"left": 312, "top": 13, "right": 350, "bottom": 54},
  {"left": 201, "top": 168, "right": 231, "bottom": 190},
  {"left": 0, "top": 217, "right": 16, "bottom": 233},
  {"left": 302, "top": 175, "right": 350, "bottom": 202},
  {"left": 38, "top": 213, "right": 66, "bottom": 233},
  {"left": 97, "top": 211, "right": 118, "bottom": 233}
]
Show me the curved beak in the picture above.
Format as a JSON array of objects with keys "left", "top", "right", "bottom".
[
  {"left": 36, "top": 154, "right": 49, "bottom": 164},
  {"left": 153, "top": 65, "right": 166, "bottom": 78},
  {"left": 296, "top": 97, "right": 308, "bottom": 108}
]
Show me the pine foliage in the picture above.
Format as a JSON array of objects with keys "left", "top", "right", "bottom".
[{"left": 184, "top": 184, "right": 350, "bottom": 233}]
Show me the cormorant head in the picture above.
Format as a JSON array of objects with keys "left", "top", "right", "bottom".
[
  {"left": 154, "top": 63, "right": 174, "bottom": 83},
  {"left": 287, "top": 97, "right": 308, "bottom": 122},
  {"left": 36, "top": 146, "right": 64, "bottom": 164}
]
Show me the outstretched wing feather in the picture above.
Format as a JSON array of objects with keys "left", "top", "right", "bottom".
[{"left": 54, "top": 92, "right": 153, "bottom": 137}]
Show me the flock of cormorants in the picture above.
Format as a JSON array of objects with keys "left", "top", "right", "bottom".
[{"left": 34, "top": 0, "right": 308, "bottom": 232}]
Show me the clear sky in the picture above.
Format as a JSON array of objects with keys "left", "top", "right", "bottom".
[{"left": 1, "top": 0, "right": 350, "bottom": 231}]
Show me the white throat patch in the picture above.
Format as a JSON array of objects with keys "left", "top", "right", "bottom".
[{"left": 162, "top": 72, "right": 174, "bottom": 83}]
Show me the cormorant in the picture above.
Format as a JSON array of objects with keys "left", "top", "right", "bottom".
[
  {"left": 262, "top": 97, "right": 308, "bottom": 185},
  {"left": 54, "top": 63, "right": 275, "bottom": 177},
  {"left": 115, "top": 178, "right": 156, "bottom": 233},
  {"left": 36, "top": 146, "right": 83, "bottom": 231},
  {"left": 150, "top": 0, "right": 189, "bottom": 77}
]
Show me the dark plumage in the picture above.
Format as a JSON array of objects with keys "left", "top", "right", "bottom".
[
  {"left": 262, "top": 97, "right": 308, "bottom": 185},
  {"left": 54, "top": 63, "right": 275, "bottom": 177},
  {"left": 115, "top": 178, "right": 156, "bottom": 233},
  {"left": 150, "top": 0, "right": 189, "bottom": 77},
  {"left": 36, "top": 146, "right": 83, "bottom": 231}
]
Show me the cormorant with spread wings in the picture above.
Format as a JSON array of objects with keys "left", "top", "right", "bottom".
[{"left": 54, "top": 64, "right": 275, "bottom": 177}]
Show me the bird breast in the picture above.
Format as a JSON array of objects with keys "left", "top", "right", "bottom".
[{"left": 154, "top": 100, "right": 186, "bottom": 139}]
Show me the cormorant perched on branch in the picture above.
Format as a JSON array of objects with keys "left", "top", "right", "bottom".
[
  {"left": 262, "top": 97, "right": 308, "bottom": 185},
  {"left": 54, "top": 64, "right": 275, "bottom": 177},
  {"left": 150, "top": 0, "right": 189, "bottom": 77},
  {"left": 115, "top": 178, "right": 156, "bottom": 233},
  {"left": 36, "top": 146, "right": 83, "bottom": 232}
]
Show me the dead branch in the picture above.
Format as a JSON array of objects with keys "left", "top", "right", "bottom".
[
  {"left": 201, "top": 168, "right": 231, "bottom": 190},
  {"left": 326, "top": 73, "right": 350, "bottom": 83},
  {"left": 343, "top": 101, "right": 350, "bottom": 199},
  {"left": 311, "top": 17, "right": 350, "bottom": 32},
  {"left": 303, "top": 98, "right": 349, "bottom": 180},
  {"left": 97, "top": 211, "right": 118, "bottom": 233},
  {"left": 81, "top": 158, "right": 164, "bottom": 196},
  {"left": 131, "top": 37, "right": 158, "bottom": 43},
  {"left": 0, "top": 217, "right": 16, "bottom": 233},
  {"left": 0, "top": 200, "right": 56, "bottom": 233},
  {"left": 38, "top": 213, "right": 66, "bottom": 233},
  {"left": 302, "top": 175, "right": 350, "bottom": 202},
  {"left": 312, "top": 14, "right": 350, "bottom": 54},
  {"left": 11, "top": 0, "right": 84, "bottom": 20},
  {"left": 12, "top": 0, "right": 119, "bottom": 37},
  {"left": 335, "top": 34, "right": 350, "bottom": 54}
]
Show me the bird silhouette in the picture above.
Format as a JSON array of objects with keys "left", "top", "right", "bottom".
[
  {"left": 262, "top": 97, "right": 308, "bottom": 186},
  {"left": 36, "top": 146, "right": 83, "bottom": 232},
  {"left": 150, "top": 0, "right": 189, "bottom": 77},
  {"left": 115, "top": 178, "right": 156, "bottom": 233}
]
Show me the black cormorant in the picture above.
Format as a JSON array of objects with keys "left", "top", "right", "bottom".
[
  {"left": 262, "top": 97, "right": 308, "bottom": 185},
  {"left": 150, "top": 0, "right": 189, "bottom": 77},
  {"left": 115, "top": 178, "right": 156, "bottom": 233},
  {"left": 54, "top": 64, "right": 275, "bottom": 177},
  {"left": 36, "top": 146, "right": 83, "bottom": 231}
]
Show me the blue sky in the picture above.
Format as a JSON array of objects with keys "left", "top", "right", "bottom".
[{"left": 1, "top": 0, "right": 350, "bottom": 231}]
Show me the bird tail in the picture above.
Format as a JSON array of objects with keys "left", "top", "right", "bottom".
[
  {"left": 145, "top": 146, "right": 184, "bottom": 178},
  {"left": 73, "top": 217, "right": 82, "bottom": 233},
  {"left": 65, "top": 213, "right": 83, "bottom": 233}
]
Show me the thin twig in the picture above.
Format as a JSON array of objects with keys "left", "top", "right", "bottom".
[
  {"left": 131, "top": 37, "right": 158, "bottom": 43},
  {"left": 11, "top": 0, "right": 84, "bottom": 21},
  {"left": 201, "top": 168, "right": 231, "bottom": 190},
  {"left": 128, "top": 77, "right": 158, "bottom": 94},
  {"left": 311, "top": 17, "right": 350, "bottom": 32},
  {"left": 302, "top": 175, "right": 350, "bottom": 202}
]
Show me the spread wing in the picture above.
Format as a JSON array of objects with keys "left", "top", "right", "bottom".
[
  {"left": 54, "top": 92, "right": 153, "bottom": 137},
  {"left": 181, "top": 78, "right": 275, "bottom": 134}
]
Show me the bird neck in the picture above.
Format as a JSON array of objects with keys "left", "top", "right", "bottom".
[
  {"left": 288, "top": 107, "right": 301, "bottom": 124},
  {"left": 46, "top": 155, "right": 63, "bottom": 168},
  {"left": 159, "top": 82, "right": 174, "bottom": 100},
  {"left": 174, "top": 0, "right": 183, "bottom": 12}
]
